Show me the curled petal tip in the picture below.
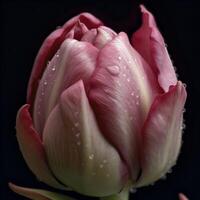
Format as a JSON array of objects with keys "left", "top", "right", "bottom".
[{"left": 179, "top": 193, "right": 189, "bottom": 200}]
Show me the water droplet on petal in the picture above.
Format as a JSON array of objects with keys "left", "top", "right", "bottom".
[
  {"left": 52, "top": 66, "right": 56, "bottom": 71},
  {"left": 181, "top": 123, "right": 186, "bottom": 130},
  {"left": 118, "top": 56, "right": 122, "bottom": 60},
  {"left": 89, "top": 154, "right": 94, "bottom": 160},
  {"left": 106, "top": 65, "right": 120, "bottom": 76},
  {"left": 183, "top": 83, "right": 187, "bottom": 88},
  {"left": 106, "top": 174, "right": 110, "bottom": 178},
  {"left": 131, "top": 92, "right": 135, "bottom": 96},
  {"left": 44, "top": 81, "right": 47, "bottom": 85},
  {"left": 75, "top": 132, "right": 80, "bottom": 137},
  {"left": 99, "top": 164, "right": 104, "bottom": 168},
  {"left": 127, "top": 78, "right": 130, "bottom": 82},
  {"left": 130, "top": 188, "right": 137, "bottom": 193},
  {"left": 103, "top": 159, "right": 107, "bottom": 163},
  {"left": 74, "top": 122, "right": 79, "bottom": 127}
]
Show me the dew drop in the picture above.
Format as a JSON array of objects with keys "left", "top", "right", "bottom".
[
  {"left": 183, "top": 83, "right": 187, "bottom": 88},
  {"left": 89, "top": 154, "right": 94, "bottom": 160},
  {"left": 131, "top": 92, "right": 135, "bottom": 96},
  {"left": 181, "top": 123, "right": 186, "bottom": 130},
  {"left": 103, "top": 159, "right": 107, "bottom": 164},
  {"left": 74, "top": 122, "right": 79, "bottom": 127},
  {"left": 136, "top": 101, "right": 139, "bottom": 105},
  {"left": 106, "top": 174, "right": 110, "bottom": 178},
  {"left": 41, "top": 92, "right": 45, "bottom": 96},
  {"left": 44, "top": 81, "right": 47, "bottom": 85},
  {"left": 130, "top": 188, "right": 137, "bottom": 193},
  {"left": 136, "top": 94, "right": 139, "bottom": 99},
  {"left": 117, "top": 81, "right": 121, "bottom": 86},
  {"left": 77, "top": 141, "right": 81, "bottom": 146},
  {"left": 127, "top": 78, "right": 130, "bottom": 82},
  {"left": 106, "top": 65, "right": 120, "bottom": 76},
  {"left": 52, "top": 66, "right": 56, "bottom": 71},
  {"left": 99, "top": 164, "right": 104, "bottom": 168},
  {"left": 118, "top": 56, "right": 122, "bottom": 60},
  {"left": 75, "top": 132, "right": 80, "bottom": 137},
  {"left": 56, "top": 54, "right": 59, "bottom": 58}
]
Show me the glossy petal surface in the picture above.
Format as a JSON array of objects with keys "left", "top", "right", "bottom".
[
  {"left": 132, "top": 5, "right": 177, "bottom": 92},
  {"left": 16, "top": 105, "right": 67, "bottom": 190},
  {"left": 89, "top": 32, "right": 159, "bottom": 181},
  {"left": 43, "top": 81, "right": 128, "bottom": 197},
  {"left": 27, "top": 12, "right": 102, "bottom": 109},
  {"left": 137, "top": 82, "right": 186, "bottom": 186},
  {"left": 33, "top": 39, "right": 98, "bottom": 134}
]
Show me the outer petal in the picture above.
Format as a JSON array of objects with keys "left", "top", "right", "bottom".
[
  {"left": 131, "top": 5, "right": 177, "bottom": 92},
  {"left": 137, "top": 82, "right": 186, "bottom": 186},
  {"left": 27, "top": 12, "right": 102, "bottom": 108},
  {"left": 33, "top": 39, "right": 98, "bottom": 134},
  {"left": 89, "top": 32, "right": 159, "bottom": 181},
  {"left": 179, "top": 193, "right": 189, "bottom": 200},
  {"left": 63, "top": 12, "right": 103, "bottom": 30},
  {"left": 9, "top": 183, "right": 74, "bottom": 200},
  {"left": 43, "top": 81, "right": 128, "bottom": 197},
  {"left": 16, "top": 105, "right": 67, "bottom": 190}
]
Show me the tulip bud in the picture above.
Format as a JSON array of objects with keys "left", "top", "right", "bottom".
[{"left": 10, "top": 5, "right": 187, "bottom": 200}]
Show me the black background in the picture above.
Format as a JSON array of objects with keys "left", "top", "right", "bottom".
[{"left": 1, "top": 0, "right": 199, "bottom": 200}]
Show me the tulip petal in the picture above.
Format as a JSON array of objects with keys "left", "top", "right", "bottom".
[
  {"left": 9, "top": 183, "right": 74, "bottom": 200},
  {"left": 179, "top": 193, "right": 189, "bottom": 200},
  {"left": 131, "top": 5, "right": 177, "bottom": 92},
  {"left": 43, "top": 80, "right": 128, "bottom": 197},
  {"left": 16, "top": 105, "right": 67, "bottom": 190},
  {"left": 65, "top": 21, "right": 88, "bottom": 40},
  {"left": 89, "top": 32, "right": 159, "bottom": 181},
  {"left": 81, "top": 26, "right": 117, "bottom": 49},
  {"left": 137, "top": 82, "right": 186, "bottom": 186},
  {"left": 33, "top": 39, "right": 98, "bottom": 134},
  {"left": 27, "top": 12, "right": 102, "bottom": 109},
  {"left": 27, "top": 28, "right": 69, "bottom": 108},
  {"left": 63, "top": 12, "right": 103, "bottom": 30}
]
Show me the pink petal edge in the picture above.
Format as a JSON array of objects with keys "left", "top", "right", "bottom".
[
  {"left": 15, "top": 104, "right": 67, "bottom": 190},
  {"left": 137, "top": 81, "right": 186, "bottom": 186},
  {"left": 132, "top": 5, "right": 177, "bottom": 92},
  {"left": 27, "top": 12, "right": 103, "bottom": 109},
  {"left": 179, "top": 193, "right": 189, "bottom": 200}
]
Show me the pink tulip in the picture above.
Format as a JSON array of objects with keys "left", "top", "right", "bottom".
[{"left": 10, "top": 5, "right": 187, "bottom": 199}]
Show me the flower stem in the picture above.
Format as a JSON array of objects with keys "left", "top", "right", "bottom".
[{"left": 100, "top": 186, "right": 130, "bottom": 200}]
